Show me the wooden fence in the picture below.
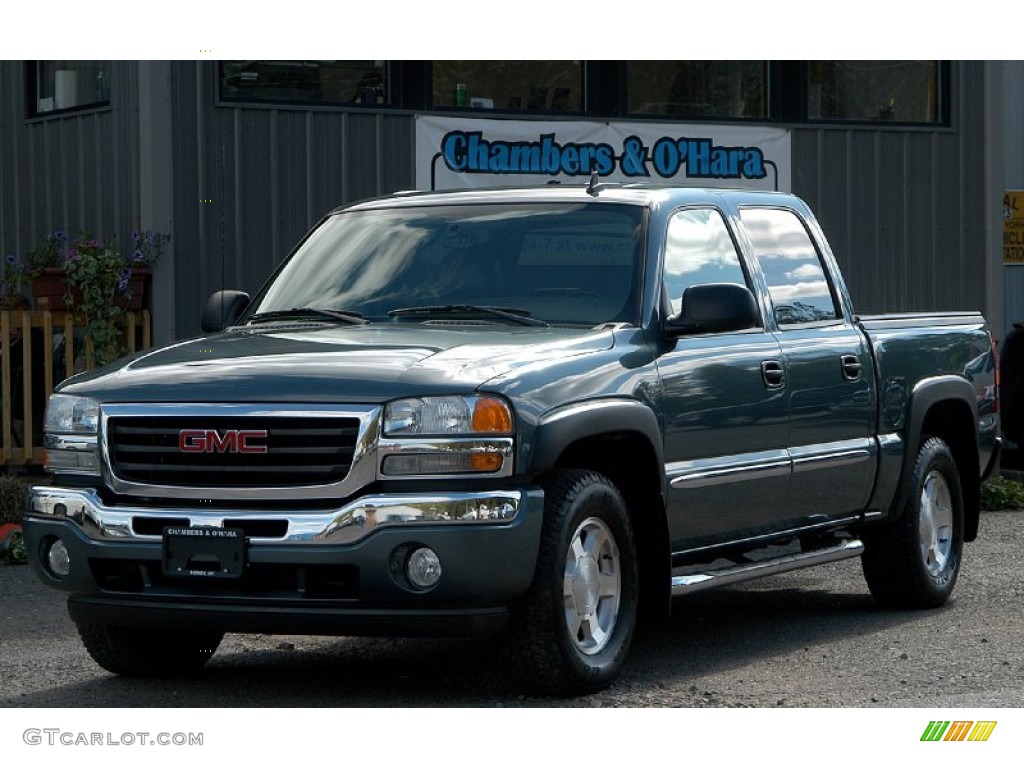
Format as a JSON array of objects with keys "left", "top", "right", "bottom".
[{"left": 1, "top": 310, "right": 150, "bottom": 466}]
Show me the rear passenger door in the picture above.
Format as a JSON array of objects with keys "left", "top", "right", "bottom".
[{"left": 739, "top": 206, "right": 877, "bottom": 522}]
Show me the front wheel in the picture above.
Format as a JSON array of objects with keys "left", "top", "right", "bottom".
[
  {"left": 506, "top": 470, "right": 638, "bottom": 695},
  {"left": 77, "top": 623, "right": 223, "bottom": 677},
  {"left": 861, "top": 436, "right": 964, "bottom": 608}
]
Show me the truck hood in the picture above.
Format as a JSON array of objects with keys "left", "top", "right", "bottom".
[{"left": 59, "top": 323, "right": 615, "bottom": 403}]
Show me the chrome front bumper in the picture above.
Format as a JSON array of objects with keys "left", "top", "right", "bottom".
[{"left": 27, "top": 486, "right": 522, "bottom": 546}]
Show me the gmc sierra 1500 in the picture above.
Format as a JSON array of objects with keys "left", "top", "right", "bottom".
[{"left": 24, "top": 183, "right": 1000, "bottom": 694}]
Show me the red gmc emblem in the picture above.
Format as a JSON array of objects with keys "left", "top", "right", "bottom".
[{"left": 178, "top": 429, "right": 269, "bottom": 454}]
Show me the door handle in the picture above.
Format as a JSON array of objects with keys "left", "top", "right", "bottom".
[
  {"left": 761, "top": 360, "right": 785, "bottom": 389},
  {"left": 841, "top": 354, "right": 863, "bottom": 381}
]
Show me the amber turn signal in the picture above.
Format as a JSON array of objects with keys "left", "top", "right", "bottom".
[{"left": 472, "top": 396, "right": 513, "bottom": 433}]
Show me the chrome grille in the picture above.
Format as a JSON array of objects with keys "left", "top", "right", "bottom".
[{"left": 107, "top": 415, "right": 360, "bottom": 487}]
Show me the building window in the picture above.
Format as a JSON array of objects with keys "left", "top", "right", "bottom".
[
  {"left": 431, "top": 61, "right": 583, "bottom": 112},
  {"left": 626, "top": 61, "right": 767, "bottom": 119},
  {"left": 219, "top": 61, "right": 388, "bottom": 106},
  {"left": 807, "top": 61, "right": 940, "bottom": 123},
  {"left": 29, "top": 61, "right": 110, "bottom": 117}
]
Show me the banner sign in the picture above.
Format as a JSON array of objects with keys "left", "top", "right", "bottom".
[{"left": 415, "top": 116, "right": 791, "bottom": 192}]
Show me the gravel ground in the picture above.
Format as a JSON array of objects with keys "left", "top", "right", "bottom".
[{"left": 1, "top": 509, "right": 1022, "bottom": 708}]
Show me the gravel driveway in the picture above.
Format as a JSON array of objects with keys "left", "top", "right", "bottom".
[{"left": 1, "top": 509, "right": 1022, "bottom": 708}]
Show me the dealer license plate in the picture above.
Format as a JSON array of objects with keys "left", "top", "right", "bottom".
[{"left": 162, "top": 526, "right": 245, "bottom": 578}]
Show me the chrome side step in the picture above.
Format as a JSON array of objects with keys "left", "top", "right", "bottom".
[{"left": 670, "top": 538, "right": 865, "bottom": 597}]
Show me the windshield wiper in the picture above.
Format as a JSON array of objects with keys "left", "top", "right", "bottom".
[
  {"left": 248, "top": 308, "right": 369, "bottom": 325},
  {"left": 388, "top": 304, "right": 549, "bottom": 327}
]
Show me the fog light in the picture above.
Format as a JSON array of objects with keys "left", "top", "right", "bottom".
[
  {"left": 46, "top": 539, "right": 71, "bottom": 578},
  {"left": 406, "top": 547, "right": 441, "bottom": 589}
]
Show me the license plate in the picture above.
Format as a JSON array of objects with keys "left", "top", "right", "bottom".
[{"left": 162, "top": 526, "right": 245, "bottom": 578}]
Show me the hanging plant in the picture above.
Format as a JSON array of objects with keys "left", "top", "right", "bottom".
[{"left": 64, "top": 236, "right": 134, "bottom": 367}]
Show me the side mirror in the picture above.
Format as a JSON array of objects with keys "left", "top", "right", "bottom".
[
  {"left": 201, "top": 290, "right": 250, "bottom": 333},
  {"left": 665, "top": 283, "right": 760, "bottom": 337}
]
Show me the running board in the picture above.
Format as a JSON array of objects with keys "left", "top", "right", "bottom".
[{"left": 670, "top": 539, "right": 865, "bottom": 596}]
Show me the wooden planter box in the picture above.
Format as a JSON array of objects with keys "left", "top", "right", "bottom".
[{"left": 31, "top": 267, "right": 151, "bottom": 311}]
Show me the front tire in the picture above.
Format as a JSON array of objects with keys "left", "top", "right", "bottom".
[
  {"left": 506, "top": 470, "right": 638, "bottom": 695},
  {"left": 77, "top": 623, "right": 223, "bottom": 677},
  {"left": 862, "top": 436, "right": 964, "bottom": 608}
]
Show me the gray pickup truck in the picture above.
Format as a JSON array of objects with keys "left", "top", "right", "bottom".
[{"left": 24, "top": 183, "right": 1000, "bottom": 694}]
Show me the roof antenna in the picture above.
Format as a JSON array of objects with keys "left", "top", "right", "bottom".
[{"left": 586, "top": 170, "right": 601, "bottom": 197}]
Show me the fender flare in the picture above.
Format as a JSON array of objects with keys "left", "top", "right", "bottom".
[
  {"left": 890, "top": 375, "right": 980, "bottom": 527},
  {"left": 527, "top": 398, "right": 665, "bottom": 491}
]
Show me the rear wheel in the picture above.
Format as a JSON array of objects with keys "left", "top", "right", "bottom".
[
  {"left": 862, "top": 436, "right": 964, "bottom": 608},
  {"left": 77, "top": 623, "right": 222, "bottom": 677},
  {"left": 506, "top": 470, "right": 638, "bottom": 695}
]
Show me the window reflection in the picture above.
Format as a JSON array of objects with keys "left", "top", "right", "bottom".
[
  {"left": 808, "top": 61, "right": 939, "bottom": 122},
  {"left": 740, "top": 208, "right": 837, "bottom": 325},
  {"left": 432, "top": 61, "right": 582, "bottom": 111},
  {"left": 220, "top": 61, "right": 388, "bottom": 105},
  {"left": 627, "top": 61, "right": 766, "bottom": 119},
  {"left": 664, "top": 208, "right": 749, "bottom": 314}
]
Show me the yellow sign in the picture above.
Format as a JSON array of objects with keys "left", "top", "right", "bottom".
[{"left": 1004, "top": 191, "right": 1024, "bottom": 263}]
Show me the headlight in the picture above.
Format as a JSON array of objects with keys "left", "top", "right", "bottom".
[
  {"left": 379, "top": 395, "right": 514, "bottom": 478},
  {"left": 383, "top": 395, "right": 513, "bottom": 436},
  {"left": 44, "top": 394, "right": 100, "bottom": 434},
  {"left": 42, "top": 395, "right": 100, "bottom": 474}
]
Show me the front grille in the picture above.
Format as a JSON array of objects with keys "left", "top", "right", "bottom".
[{"left": 107, "top": 416, "right": 360, "bottom": 487}]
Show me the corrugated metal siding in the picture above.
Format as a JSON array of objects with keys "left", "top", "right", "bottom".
[
  {"left": 169, "top": 62, "right": 415, "bottom": 337},
  {"left": 1002, "top": 61, "right": 1024, "bottom": 328},
  {"left": 0, "top": 62, "right": 140, "bottom": 269},
  {"left": 1, "top": 61, "right": 997, "bottom": 339},
  {"left": 792, "top": 62, "right": 989, "bottom": 317}
]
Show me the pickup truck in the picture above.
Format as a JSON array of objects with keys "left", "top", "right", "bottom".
[{"left": 24, "top": 182, "right": 1001, "bottom": 695}]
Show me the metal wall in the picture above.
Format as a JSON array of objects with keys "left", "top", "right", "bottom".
[
  {"left": 0, "top": 61, "right": 141, "bottom": 276},
  {"left": 791, "top": 61, "right": 997, "bottom": 327},
  {"left": 1003, "top": 61, "right": 1024, "bottom": 331},
  {"left": 1, "top": 61, "right": 1002, "bottom": 343}
]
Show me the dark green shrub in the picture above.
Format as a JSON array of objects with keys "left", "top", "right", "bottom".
[
  {"left": 0, "top": 475, "right": 28, "bottom": 524},
  {"left": 980, "top": 474, "right": 1024, "bottom": 511}
]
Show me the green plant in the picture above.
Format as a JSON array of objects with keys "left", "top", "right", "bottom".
[
  {"left": 2, "top": 253, "right": 29, "bottom": 301},
  {"left": 65, "top": 235, "right": 134, "bottom": 366},
  {"left": 980, "top": 474, "right": 1024, "bottom": 511},
  {"left": 25, "top": 229, "right": 69, "bottom": 276},
  {"left": 0, "top": 474, "right": 28, "bottom": 524},
  {"left": 128, "top": 229, "right": 171, "bottom": 268}
]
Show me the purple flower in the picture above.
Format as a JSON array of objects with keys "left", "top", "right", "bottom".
[
  {"left": 131, "top": 249, "right": 144, "bottom": 262},
  {"left": 5, "top": 254, "right": 16, "bottom": 266},
  {"left": 117, "top": 277, "right": 130, "bottom": 292},
  {"left": 54, "top": 230, "right": 68, "bottom": 242},
  {"left": 120, "top": 267, "right": 132, "bottom": 279},
  {"left": 66, "top": 248, "right": 79, "bottom": 261}
]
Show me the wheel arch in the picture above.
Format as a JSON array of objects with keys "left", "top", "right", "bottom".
[
  {"left": 894, "top": 377, "right": 980, "bottom": 541},
  {"left": 527, "top": 400, "right": 671, "bottom": 620}
]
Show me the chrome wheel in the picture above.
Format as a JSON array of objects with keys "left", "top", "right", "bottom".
[
  {"left": 919, "top": 469, "right": 954, "bottom": 577},
  {"left": 861, "top": 436, "right": 964, "bottom": 609},
  {"left": 563, "top": 516, "right": 621, "bottom": 655}
]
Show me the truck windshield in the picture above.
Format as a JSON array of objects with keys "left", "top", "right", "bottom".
[{"left": 245, "top": 202, "right": 645, "bottom": 327}]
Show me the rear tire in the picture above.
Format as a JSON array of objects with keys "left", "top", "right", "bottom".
[
  {"left": 862, "top": 436, "right": 964, "bottom": 608},
  {"left": 506, "top": 469, "right": 638, "bottom": 695},
  {"left": 77, "top": 623, "right": 222, "bottom": 677}
]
